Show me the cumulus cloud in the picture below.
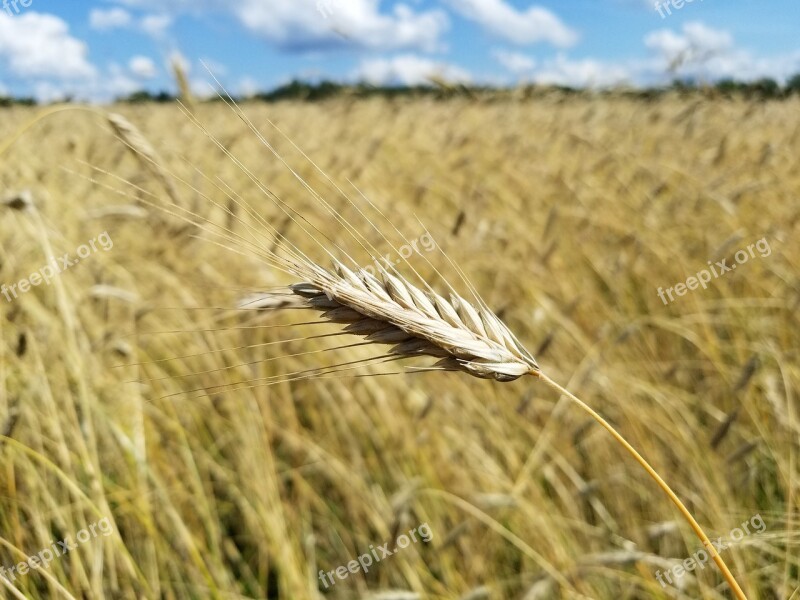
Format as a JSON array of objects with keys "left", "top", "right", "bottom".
[
  {"left": 492, "top": 49, "right": 536, "bottom": 74},
  {"left": 702, "top": 51, "right": 800, "bottom": 82},
  {"left": 645, "top": 21, "right": 732, "bottom": 70},
  {"left": 237, "top": 76, "right": 261, "bottom": 98},
  {"left": 129, "top": 56, "right": 157, "bottom": 79},
  {"left": 109, "top": 0, "right": 215, "bottom": 10},
  {"left": 0, "top": 12, "right": 96, "bottom": 79},
  {"left": 89, "top": 8, "right": 132, "bottom": 31},
  {"left": 26, "top": 64, "right": 140, "bottom": 104},
  {"left": 355, "top": 54, "right": 471, "bottom": 86},
  {"left": 0, "top": 11, "right": 167, "bottom": 102},
  {"left": 445, "top": 0, "right": 577, "bottom": 47},
  {"left": 532, "top": 55, "right": 631, "bottom": 87},
  {"left": 106, "top": 0, "right": 449, "bottom": 51},
  {"left": 93, "top": 63, "right": 140, "bottom": 98},
  {"left": 140, "top": 13, "right": 172, "bottom": 37},
  {"left": 644, "top": 21, "right": 800, "bottom": 82},
  {"left": 234, "top": 0, "right": 448, "bottom": 52},
  {"left": 522, "top": 24, "right": 800, "bottom": 88},
  {"left": 90, "top": 7, "right": 171, "bottom": 37}
]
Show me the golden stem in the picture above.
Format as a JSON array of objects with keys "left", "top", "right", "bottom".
[{"left": 536, "top": 371, "right": 747, "bottom": 600}]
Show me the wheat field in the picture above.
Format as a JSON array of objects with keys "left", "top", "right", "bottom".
[{"left": 0, "top": 94, "right": 797, "bottom": 599}]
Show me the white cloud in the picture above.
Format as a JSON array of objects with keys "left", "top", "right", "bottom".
[
  {"left": 189, "top": 78, "right": 217, "bottom": 99},
  {"left": 493, "top": 49, "right": 536, "bottom": 74},
  {"left": 140, "top": 13, "right": 172, "bottom": 37},
  {"left": 0, "top": 10, "right": 162, "bottom": 102},
  {"left": 237, "top": 76, "right": 260, "bottom": 97},
  {"left": 643, "top": 21, "right": 800, "bottom": 82},
  {"left": 0, "top": 12, "right": 96, "bottom": 79},
  {"left": 26, "top": 65, "right": 140, "bottom": 104},
  {"left": 532, "top": 55, "right": 631, "bottom": 87},
  {"left": 445, "top": 0, "right": 577, "bottom": 47},
  {"left": 90, "top": 7, "right": 171, "bottom": 37},
  {"left": 89, "top": 8, "right": 132, "bottom": 30},
  {"left": 129, "top": 56, "right": 157, "bottom": 79},
  {"left": 355, "top": 54, "right": 471, "bottom": 86},
  {"left": 105, "top": 0, "right": 448, "bottom": 51},
  {"left": 704, "top": 51, "right": 800, "bottom": 82},
  {"left": 109, "top": 0, "right": 215, "bottom": 10},
  {"left": 645, "top": 21, "right": 732, "bottom": 71},
  {"left": 94, "top": 63, "right": 140, "bottom": 98},
  {"left": 31, "top": 81, "right": 72, "bottom": 104},
  {"left": 234, "top": 0, "right": 448, "bottom": 52}
]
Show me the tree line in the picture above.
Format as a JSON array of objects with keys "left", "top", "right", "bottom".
[{"left": 2, "top": 75, "right": 800, "bottom": 106}]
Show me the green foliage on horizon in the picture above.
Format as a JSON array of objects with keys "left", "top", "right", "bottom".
[{"left": 3, "top": 75, "right": 800, "bottom": 107}]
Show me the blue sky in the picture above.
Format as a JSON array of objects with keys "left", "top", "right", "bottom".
[{"left": 0, "top": 0, "right": 798, "bottom": 102}]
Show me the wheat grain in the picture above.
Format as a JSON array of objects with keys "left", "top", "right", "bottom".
[
  {"left": 1, "top": 189, "right": 33, "bottom": 211},
  {"left": 107, "top": 113, "right": 180, "bottom": 205},
  {"left": 271, "top": 259, "right": 540, "bottom": 382}
]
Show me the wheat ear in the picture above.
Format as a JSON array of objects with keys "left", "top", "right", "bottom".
[
  {"left": 272, "top": 258, "right": 747, "bottom": 599},
  {"left": 282, "top": 260, "right": 539, "bottom": 381}
]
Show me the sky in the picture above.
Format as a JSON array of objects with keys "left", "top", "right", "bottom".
[{"left": 0, "top": 0, "right": 798, "bottom": 102}]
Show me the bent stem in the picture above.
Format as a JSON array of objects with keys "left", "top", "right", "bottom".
[{"left": 536, "top": 371, "right": 747, "bottom": 600}]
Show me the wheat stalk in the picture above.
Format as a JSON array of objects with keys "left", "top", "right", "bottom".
[{"left": 107, "top": 113, "right": 181, "bottom": 206}]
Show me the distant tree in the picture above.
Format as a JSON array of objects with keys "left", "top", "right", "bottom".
[
  {"left": 120, "top": 90, "right": 176, "bottom": 103},
  {"left": 747, "top": 78, "right": 781, "bottom": 99},
  {"left": 669, "top": 78, "right": 697, "bottom": 96},
  {"left": 713, "top": 78, "right": 784, "bottom": 100},
  {"left": 714, "top": 78, "right": 744, "bottom": 96},
  {"left": 786, "top": 73, "right": 800, "bottom": 96},
  {"left": 254, "top": 80, "right": 345, "bottom": 102},
  {"left": 154, "top": 91, "right": 175, "bottom": 103},
  {"left": 309, "top": 80, "right": 342, "bottom": 100},
  {"left": 256, "top": 80, "right": 310, "bottom": 101},
  {"left": 0, "top": 96, "right": 36, "bottom": 107}
]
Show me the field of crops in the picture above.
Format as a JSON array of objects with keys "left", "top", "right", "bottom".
[{"left": 0, "top": 95, "right": 797, "bottom": 599}]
